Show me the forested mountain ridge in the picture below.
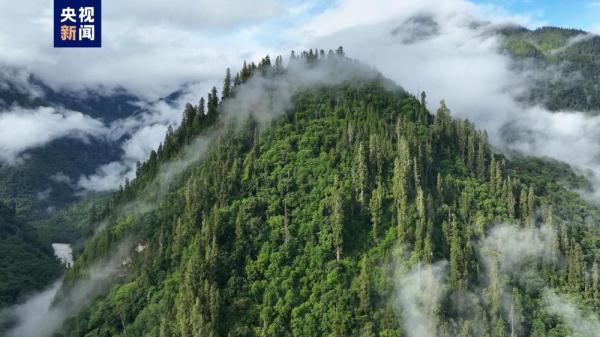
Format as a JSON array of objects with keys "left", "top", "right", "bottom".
[
  {"left": 43, "top": 50, "right": 599, "bottom": 337},
  {"left": 500, "top": 26, "right": 600, "bottom": 113}
]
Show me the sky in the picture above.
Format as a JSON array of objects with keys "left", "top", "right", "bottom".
[
  {"left": 0, "top": 0, "right": 600, "bottom": 192},
  {"left": 0, "top": 0, "right": 597, "bottom": 97},
  {"left": 472, "top": 0, "right": 600, "bottom": 32}
]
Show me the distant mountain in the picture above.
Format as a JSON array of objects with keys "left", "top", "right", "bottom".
[
  {"left": 0, "top": 68, "right": 144, "bottom": 122},
  {"left": 0, "top": 70, "right": 144, "bottom": 310},
  {"left": 391, "top": 14, "right": 439, "bottom": 44},
  {"left": 0, "top": 69, "right": 190, "bottom": 230},
  {"left": 391, "top": 16, "right": 600, "bottom": 113},
  {"left": 500, "top": 26, "right": 600, "bottom": 113}
]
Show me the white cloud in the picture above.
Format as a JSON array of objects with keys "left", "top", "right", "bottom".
[
  {"left": 0, "top": 106, "right": 107, "bottom": 163},
  {"left": 300, "top": 0, "right": 600, "bottom": 197},
  {"left": 0, "top": 0, "right": 284, "bottom": 98},
  {"left": 394, "top": 262, "right": 447, "bottom": 337},
  {"left": 0, "top": 68, "right": 45, "bottom": 100},
  {"left": 76, "top": 83, "right": 208, "bottom": 191},
  {"left": 0, "top": 242, "right": 135, "bottom": 337},
  {"left": 543, "top": 289, "right": 600, "bottom": 337},
  {"left": 2, "top": 0, "right": 600, "bottom": 196},
  {"left": 480, "top": 225, "right": 557, "bottom": 272},
  {"left": 294, "top": 0, "right": 543, "bottom": 41}
]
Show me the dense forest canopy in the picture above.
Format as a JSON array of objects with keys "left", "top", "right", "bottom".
[
  {"left": 2, "top": 23, "right": 600, "bottom": 318},
  {"left": 10, "top": 49, "right": 593, "bottom": 337},
  {"left": 0, "top": 200, "right": 61, "bottom": 311}
]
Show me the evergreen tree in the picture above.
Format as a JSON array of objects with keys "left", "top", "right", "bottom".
[
  {"left": 369, "top": 182, "right": 384, "bottom": 241},
  {"left": 332, "top": 182, "right": 344, "bottom": 262},
  {"left": 354, "top": 142, "right": 369, "bottom": 206},
  {"left": 222, "top": 68, "right": 232, "bottom": 99},
  {"left": 358, "top": 257, "right": 371, "bottom": 314},
  {"left": 207, "top": 86, "right": 219, "bottom": 121}
]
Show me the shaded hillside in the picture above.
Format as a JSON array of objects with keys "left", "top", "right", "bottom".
[
  {"left": 501, "top": 26, "right": 600, "bottom": 113},
  {"left": 0, "top": 70, "right": 141, "bottom": 224},
  {"left": 0, "top": 69, "right": 144, "bottom": 122},
  {"left": 46, "top": 51, "right": 599, "bottom": 337},
  {"left": 0, "top": 137, "right": 120, "bottom": 225},
  {"left": 0, "top": 70, "right": 187, "bottom": 233},
  {"left": 0, "top": 200, "right": 61, "bottom": 310}
]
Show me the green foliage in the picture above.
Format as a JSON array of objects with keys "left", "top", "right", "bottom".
[
  {"left": 502, "top": 26, "right": 600, "bottom": 112},
  {"left": 0, "top": 200, "right": 61, "bottom": 309},
  {"left": 54, "top": 51, "right": 599, "bottom": 337}
]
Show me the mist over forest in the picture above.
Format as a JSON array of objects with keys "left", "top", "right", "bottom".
[{"left": 0, "top": 1, "right": 598, "bottom": 337}]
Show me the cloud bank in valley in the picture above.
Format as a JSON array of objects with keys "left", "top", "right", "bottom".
[
  {"left": 0, "top": 0, "right": 294, "bottom": 189},
  {"left": 0, "top": 106, "right": 106, "bottom": 163},
  {"left": 76, "top": 85, "right": 207, "bottom": 191},
  {"left": 0, "top": 86, "right": 204, "bottom": 192},
  {"left": 0, "top": 241, "right": 135, "bottom": 337}
]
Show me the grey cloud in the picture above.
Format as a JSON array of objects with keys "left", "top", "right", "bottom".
[
  {"left": 0, "top": 0, "right": 282, "bottom": 98},
  {"left": 0, "top": 106, "right": 107, "bottom": 163},
  {"left": 109, "top": 0, "right": 283, "bottom": 30},
  {"left": 0, "top": 68, "right": 45, "bottom": 101}
]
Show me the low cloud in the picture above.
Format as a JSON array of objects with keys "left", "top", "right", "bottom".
[
  {"left": 394, "top": 262, "right": 447, "bottom": 337},
  {"left": 542, "top": 289, "right": 600, "bottom": 337},
  {"left": 0, "top": 106, "right": 107, "bottom": 163},
  {"left": 0, "top": 281, "right": 63, "bottom": 337},
  {"left": 76, "top": 83, "right": 208, "bottom": 191},
  {"left": 0, "top": 241, "right": 134, "bottom": 337},
  {"left": 392, "top": 223, "right": 561, "bottom": 337},
  {"left": 480, "top": 224, "right": 557, "bottom": 274},
  {"left": 79, "top": 53, "right": 381, "bottom": 192}
]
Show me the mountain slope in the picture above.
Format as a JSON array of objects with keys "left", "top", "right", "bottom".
[
  {"left": 44, "top": 52, "right": 599, "bottom": 337},
  {"left": 0, "top": 70, "right": 145, "bottom": 310},
  {"left": 501, "top": 26, "right": 600, "bottom": 113},
  {"left": 0, "top": 200, "right": 61, "bottom": 310}
]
